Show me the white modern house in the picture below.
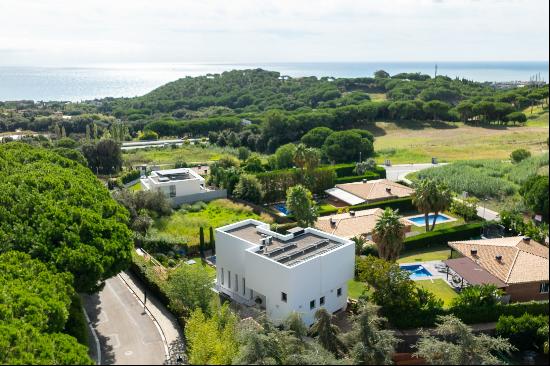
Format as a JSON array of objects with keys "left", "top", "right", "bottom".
[
  {"left": 140, "top": 168, "right": 226, "bottom": 206},
  {"left": 215, "top": 219, "right": 355, "bottom": 326}
]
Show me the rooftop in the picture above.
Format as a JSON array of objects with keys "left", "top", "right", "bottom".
[
  {"left": 327, "top": 179, "right": 414, "bottom": 205},
  {"left": 449, "top": 236, "right": 549, "bottom": 284},
  {"left": 147, "top": 168, "right": 202, "bottom": 184},
  {"left": 224, "top": 222, "right": 347, "bottom": 267}
]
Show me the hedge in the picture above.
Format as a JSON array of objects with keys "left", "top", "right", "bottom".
[
  {"left": 64, "top": 295, "right": 89, "bottom": 346},
  {"left": 402, "top": 222, "right": 484, "bottom": 251},
  {"left": 319, "top": 163, "right": 386, "bottom": 179},
  {"left": 334, "top": 171, "right": 381, "bottom": 184},
  {"left": 450, "top": 301, "right": 549, "bottom": 325},
  {"left": 318, "top": 196, "right": 415, "bottom": 216},
  {"left": 119, "top": 169, "right": 141, "bottom": 184}
]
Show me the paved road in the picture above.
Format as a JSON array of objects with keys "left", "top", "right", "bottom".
[
  {"left": 83, "top": 276, "right": 167, "bottom": 365},
  {"left": 383, "top": 163, "right": 447, "bottom": 182}
]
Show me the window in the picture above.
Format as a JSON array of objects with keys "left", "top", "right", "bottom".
[
  {"left": 169, "top": 185, "right": 176, "bottom": 197},
  {"left": 281, "top": 292, "right": 287, "bottom": 303},
  {"left": 221, "top": 268, "right": 224, "bottom": 285},
  {"left": 250, "top": 289, "right": 254, "bottom": 300},
  {"left": 235, "top": 274, "right": 238, "bottom": 292},
  {"left": 337, "top": 288, "right": 342, "bottom": 297},
  {"left": 228, "top": 271, "right": 231, "bottom": 289},
  {"left": 242, "top": 278, "right": 246, "bottom": 296},
  {"left": 540, "top": 282, "right": 549, "bottom": 293},
  {"left": 310, "top": 300, "right": 315, "bottom": 310},
  {"left": 320, "top": 296, "right": 325, "bottom": 306}
]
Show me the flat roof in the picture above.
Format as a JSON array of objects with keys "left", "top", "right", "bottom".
[
  {"left": 148, "top": 168, "right": 202, "bottom": 183},
  {"left": 226, "top": 223, "right": 345, "bottom": 267},
  {"left": 444, "top": 257, "right": 508, "bottom": 288}
]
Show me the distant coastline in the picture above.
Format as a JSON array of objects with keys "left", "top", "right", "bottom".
[{"left": 0, "top": 61, "right": 548, "bottom": 102}]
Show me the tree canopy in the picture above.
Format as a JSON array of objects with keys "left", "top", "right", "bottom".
[{"left": 0, "top": 143, "right": 133, "bottom": 292}]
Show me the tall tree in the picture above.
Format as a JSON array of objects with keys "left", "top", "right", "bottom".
[
  {"left": 372, "top": 208, "right": 406, "bottom": 261},
  {"left": 286, "top": 184, "right": 318, "bottom": 227},
  {"left": 344, "top": 302, "right": 399, "bottom": 365},
  {"left": 310, "top": 308, "right": 345, "bottom": 356},
  {"left": 413, "top": 315, "right": 514, "bottom": 365}
]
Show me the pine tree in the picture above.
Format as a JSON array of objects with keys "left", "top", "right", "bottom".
[
  {"left": 61, "top": 126, "right": 66, "bottom": 138},
  {"left": 85, "top": 124, "right": 91, "bottom": 142}
]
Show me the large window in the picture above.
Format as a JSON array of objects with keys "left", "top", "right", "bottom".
[
  {"left": 242, "top": 278, "right": 246, "bottom": 296},
  {"left": 310, "top": 300, "right": 316, "bottom": 310},
  {"left": 169, "top": 185, "right": 176, "bottom": 197},
  {"left": 281, "top": 292, "right": 287, "bottom": 303},
  {"left": 337, "top": 288, "right": 342, "bottom": 297},
  {"left": 540, "top": 282, "right": 549, "bottom": 293},
  {"left": 235, "top": 274, "right": 238, "bottom": 292},
  {"left": 228, "top": 271, "right": 231, "bottom": 289},
  {"left": 221, "top": 268, "right": 224, "bottom": 285},
  {"left": 320, "top": 296, "right": 325, "bottom": 306}
]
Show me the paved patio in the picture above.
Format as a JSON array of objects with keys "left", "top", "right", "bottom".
[{"left": 399, "top": 260, "right": 462, "bottom": 290}]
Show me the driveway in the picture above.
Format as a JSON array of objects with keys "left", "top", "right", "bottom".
[
  {"left": 382, "top": 163, "right": 447, "bottom": 183},
  {"left": 82, "top": 276, "right": 167, "bottom": 365}
]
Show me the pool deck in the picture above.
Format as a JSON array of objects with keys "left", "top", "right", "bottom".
[{"left": 400, "top": 260, "right": 459, "bottom": 289}]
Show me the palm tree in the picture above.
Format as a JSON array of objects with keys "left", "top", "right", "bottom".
[
  {"left": 412, "top": 179, "right": 452, "bottom": 232},
  {"left": 310, "top": 308, "right": 345, "bottom": 356},
  {"left": 372, "top": 208, "right": 405, "bottom": 261}
]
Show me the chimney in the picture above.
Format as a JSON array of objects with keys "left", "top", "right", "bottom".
[
  {"left": 470, "top": 248, "right": 478, "bottom": 256},
  {"left": 523, "top": 237, "right": 531, "bottom": 244},
  {"left": 362, "top": 179, "right": 367, "bottom": 183},
  {"left": 495, "top": 255, "right": 503, "bottom": 262},
  {"left": 330, "top": 217, "right": 336, "bottom": 227},
  {"left": 386, "top": 187, "right": 392, "bottom": 194},
  {"left": 349, "top": 210, "right": 355, "bottom": 217}
]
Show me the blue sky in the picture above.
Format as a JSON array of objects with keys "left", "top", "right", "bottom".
[{"left": 0, "top": 0, "right": 548, "bottom": 66}]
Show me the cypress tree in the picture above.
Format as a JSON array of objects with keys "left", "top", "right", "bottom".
[
  {"left": 209, "top": 226, "right": 215, "bottom": 255},
  {"left": 199, "top": 227, "right": 205, "bottom": 258}
]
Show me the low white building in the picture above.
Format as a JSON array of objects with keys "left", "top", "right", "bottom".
[
  {"left": 215, "top": 219, "right": 355, "bottom": 326},
  {"left": 140, "top": 168, "right": 226, "bottom": 205}
]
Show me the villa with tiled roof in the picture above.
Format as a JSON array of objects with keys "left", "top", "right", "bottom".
[
  {"left": 448, "top": 236, "right": 549, "bottom": 302},
  {"left": 325, "top": 179, "right": 414, "bottom": 206}
]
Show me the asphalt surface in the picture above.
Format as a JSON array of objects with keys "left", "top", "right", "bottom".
[
  {"left": 383, "top": 163, "right": 447, "bottom": 182},
  {"left": 82, "top": 276, "right": 167, "bottom": 365}
]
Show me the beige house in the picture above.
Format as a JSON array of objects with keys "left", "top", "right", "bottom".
[
  {"left": 326, "top": 179, "right": 414, "bottom": 206},
  {"left": 447, "top": 237, "right": 549, "bottom": 302},
  {"left": 315, "top": 208, "right": 411, "bottom": 239}
]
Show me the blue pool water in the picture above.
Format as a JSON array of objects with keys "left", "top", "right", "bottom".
[
  {"left": 273, "top": 203, "right": 290, "bottom": 215},
  {"left": 400, "top": 264, "right": 432, "bottom": 279},
  {"left": 408, "top": 214, "right": 451, "bottom": 225}
]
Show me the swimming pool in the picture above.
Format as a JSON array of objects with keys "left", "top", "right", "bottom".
[
  {"left": 406, "top": 213, "right": 454, "bottom": 226},
  {"left": 273, "top": 203, "right": 290, "bottom": 216},
  {"left": 400, "top": 264, "right": 432, "bottom": 279}
]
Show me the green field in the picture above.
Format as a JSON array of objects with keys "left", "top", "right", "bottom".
[
  {"left": 123, "top": 144, "right": 242, "bottom": 166},
  {"left": 372, "top": 120, "right": 548, "bottom": 164},
  {"left": 415, "top": 279, "right": 458, "bottom": 307},
  {"left": 149, "top": 199, "right": 273, "bottom": 247},
  {"left": 348, "top": 280, "right": 369, "bottom": 300}
]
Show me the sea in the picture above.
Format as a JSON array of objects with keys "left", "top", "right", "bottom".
[{"left": 0, "top": 61, "right": 548, "bottom": 102}]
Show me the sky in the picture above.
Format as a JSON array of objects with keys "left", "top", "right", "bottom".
[{"left": 0, "top": 0, "right": 548, "bottom": 66}]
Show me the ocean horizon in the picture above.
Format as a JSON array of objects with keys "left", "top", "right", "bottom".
[{"left": 0, "top": 61, "right": 548, "bottom": 102}]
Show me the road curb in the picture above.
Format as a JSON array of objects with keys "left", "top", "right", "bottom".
[
  {"left": 81, "top": 303, "right": 102, "bottom": 365},
  {"left": 116, "top": 273, "right": 171, "bottom": 362}
]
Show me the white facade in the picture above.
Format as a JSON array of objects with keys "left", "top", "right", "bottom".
[
  {"left": 215, "top": 219, "right": 355, "bottom": 326},
  {"left": 140, "top": 168, "right": 206, "bottom": 198}
]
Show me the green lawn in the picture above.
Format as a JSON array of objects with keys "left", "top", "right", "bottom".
[
  {"left": 150, "top": 199, "right": 273, "bottom": 248},
  {"left": 415, "top": 279, "right": 458, "bottom": 307},
  {"left": 123, "top": 144, "right": 244, "bottom": 166},
  {"left": 398, "top": 247, "right": 452, "bottom": 263},
  {"left": 129, "top": 181, "right": 141, "bottom": 191},
  {"left": 348, "top": 280, "right": 369, "bottom": 300},
  {"left": 188, "top": 257, "right": 217, "bottom": 277},
  {"left": 407, "top": 212, "right": 467, "bottom": 235}
]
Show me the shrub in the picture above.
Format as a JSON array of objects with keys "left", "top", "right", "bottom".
[
  {"left": 450, "top": 197, "right": 479, "bottom": 221},
  {"left": 496, "top": 313, "right": 548, "bottom": 351},
  {"left": 119, "top": 169, "right": 141, "bottom": 184},
  {"left": 511, "top": 149, "right": 531, "bottom": 163},
  {"left": 318, "top": 197, "right": 415, "bottom": 217}
]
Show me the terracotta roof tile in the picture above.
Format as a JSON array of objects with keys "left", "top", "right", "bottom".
[
  {"left": 335, "top": 179, "right": 414, "bottom": 202},
  {"left": 449, "top": 237, "right": 549, "bottom": 284}
]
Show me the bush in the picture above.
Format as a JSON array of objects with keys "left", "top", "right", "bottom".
[
  {"left": 64, "top": 295, "right": 88, "bottom": 346},
  {"left": 511, "top": 149, "right": 531, "bottom": 163},
  {"left": 496, "top": 313, "right": 548, "bottom": 351},
  {"left": 450, "top": 197, "right": 479, "bottom": 222},
  {"left": 402, "top": 222, "right": 483, "bottom": 251},
  {"left": 119, "top": 169, "right": 141, "bottom": 184},
  {"left": 334, "top": 171, "right": 380, "bottom": 184},
  {"left": 139, "top": 130, "right": 159, "bottom": 141}
]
